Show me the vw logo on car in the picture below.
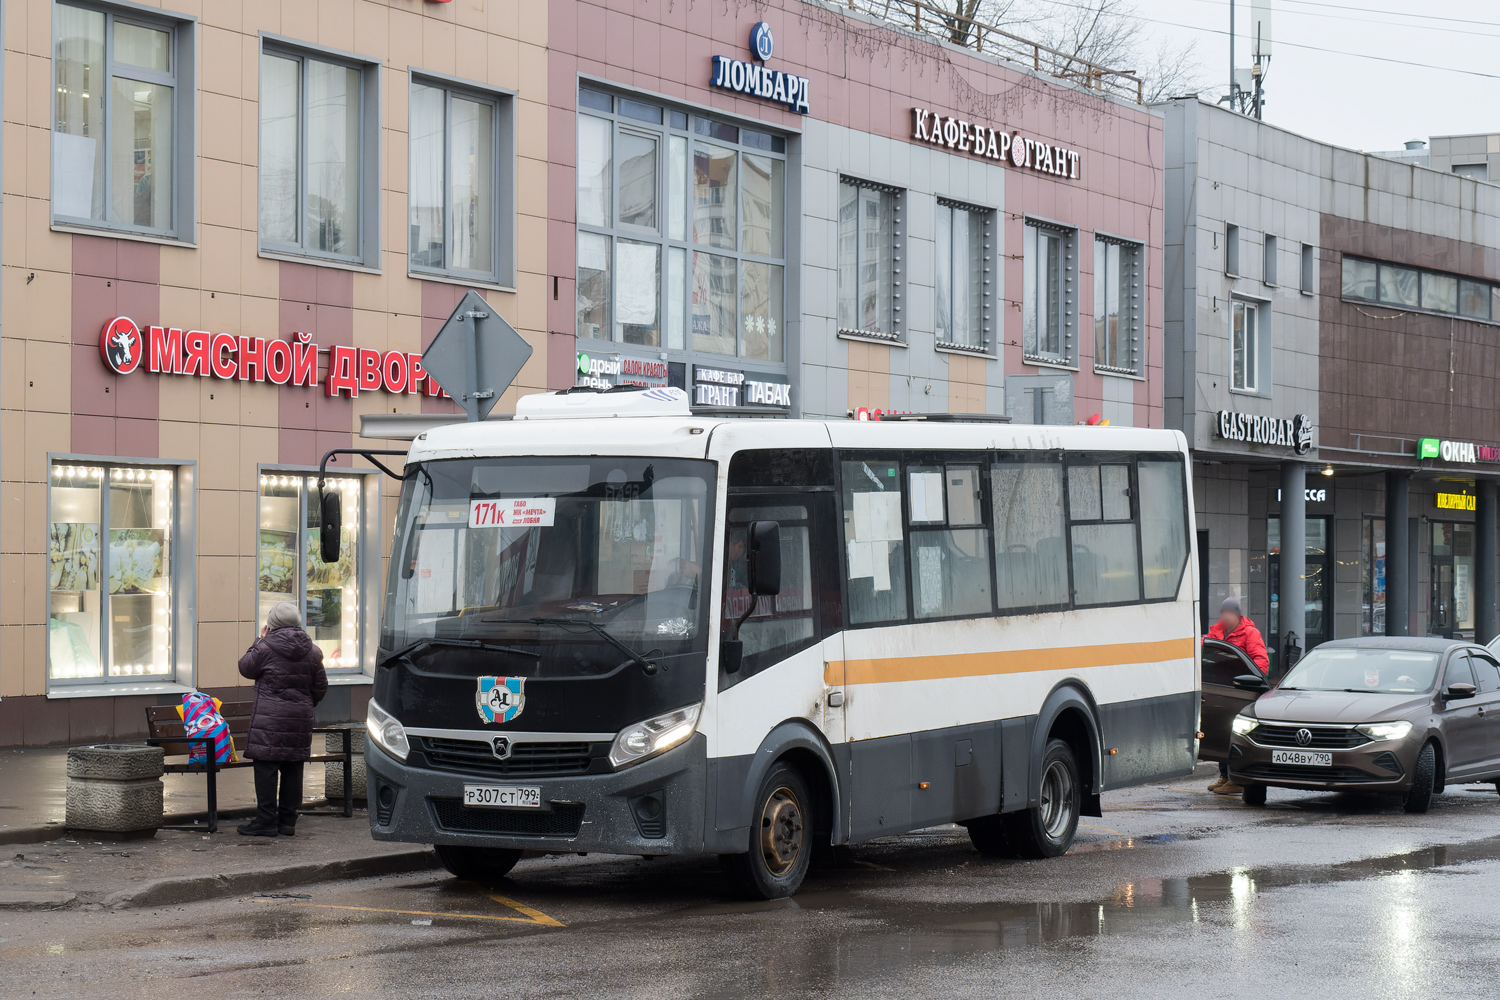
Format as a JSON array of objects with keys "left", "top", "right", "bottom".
[{"left": 1295, "top": 728, "right": 1313, "bottom": 746}]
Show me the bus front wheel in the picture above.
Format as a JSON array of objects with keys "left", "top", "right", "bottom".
[
  {"left": 1002, "top": 738, "right": 1081, "bottom": 859},
  {"left": 720, "top": 761, "right": 813, "bottom": 900},
  {"left": 434, "top": 844, "right": 524, "bottom": 883}
]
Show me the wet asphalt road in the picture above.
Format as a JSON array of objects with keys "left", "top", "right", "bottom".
[{"left": 7, "top": 766, "right": 1500, "bottom": 999}]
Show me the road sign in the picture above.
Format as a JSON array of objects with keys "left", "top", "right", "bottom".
[{"left": 420, "top": 290, "right": 533, "bottom": 421}]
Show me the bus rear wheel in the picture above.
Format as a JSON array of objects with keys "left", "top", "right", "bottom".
[
  {"left": 434, "top": 844, "right": 524, "bottom": 883},
  {"left": 1002, "top": 738, "right": 1081, "bottom": 859},
  {"left": 720, "top": 761, "right": 812, "bottom": 900}
]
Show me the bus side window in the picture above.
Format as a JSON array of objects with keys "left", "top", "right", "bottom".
[
  {"left": 841, "top": 460, "right": 909, "bottom": 625},
  {"left": 1138, "top": 459, "right": 1189, "bottom": 600},
  {"left": 1068, "top": 461, "right": 1141, "bottom": 606},
  {"left": 991, "top": 460, "right": 1069, "bottom": 611},
  {"left": 908, "top": 463, "right": 992, "bottom": 620},
  {"left": 722, "top": 504, "right": 816, "bottom": 679}
]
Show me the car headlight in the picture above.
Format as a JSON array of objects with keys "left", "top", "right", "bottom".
[
  {"left": 1357, "top": 721, "right": 1413, "bottom": 742},
  {"left": 609, "top": 703, "right": 701, "bottom": 770},
  {"left": 1231, "top": 715, "right": 1259, "bottom": 736},
  {"left": 366, "top": 698, "right": 410, "bottom": 761}
]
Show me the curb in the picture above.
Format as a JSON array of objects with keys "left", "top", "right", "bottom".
[
  {"left": 0, "top": 798, "right": 362, "bottom": 845},
  {"left": 102, "top": 846, "right": 440, "bottom": 909}
]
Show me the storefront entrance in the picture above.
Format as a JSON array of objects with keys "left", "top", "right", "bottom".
[
  {"left": 1269, "top": 516, "right": 1331, "bottom": 661},
  {"left": 1429, "top": 521, "right": 1475, "bottom": 639}
]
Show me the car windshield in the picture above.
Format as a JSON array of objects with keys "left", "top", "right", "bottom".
[
  {"left": 1278, "top": 648, "right": 1440, "bottom": 694},
  {"left": 381, "top": 457, "right": 713, "bottom": 665}
]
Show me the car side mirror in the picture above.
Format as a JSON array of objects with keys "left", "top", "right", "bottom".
[
  {"left": 1232, "top": 673, "right": 1270, "bottom": 693},
  {"left": 746, "top": 520, "right": 781, "bottom": 597},
  {"left": 319, "top": 490, "right": 342, "bottom": 564},
  {"left": 1443, "top": 682, "right": 1478, "bottom": 700}
]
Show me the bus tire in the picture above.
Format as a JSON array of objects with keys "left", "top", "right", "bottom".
[
  {"left": 965, "top": 815, "right": 1013, "bottom": 858},
  {"left": 1002, "top": 738, "right": 1080, "bottom": 859},
  {"left": 434, "top": 844, "right": 523, "bottom": 883},
  {"left": 720, "top": 761, "right": 812, "bottom": 900}
]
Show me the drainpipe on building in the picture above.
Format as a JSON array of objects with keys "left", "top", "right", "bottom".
[
  {"left": 1476, "top": 481, "right": 1499, "bottom": 645},
  {"left": 1386, "top": 471, "right": 1412, "bottom": 637},
  {"left": 1280, "top": 461, "right": 1307, "bottom": 665}
]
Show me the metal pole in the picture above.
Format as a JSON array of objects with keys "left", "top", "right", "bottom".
[
  {"left": 1386, "top": 471, "right": 1411, "bottom": 636},
  {"left": 1477, "top": 481, "right": 1499, "bottom": 644},
  {"left": 1280, "top": 461, "right": 1306, "bottom": 660},
  {"left": 1229, "top": 0, "right": 1237, "bottom": 112}
]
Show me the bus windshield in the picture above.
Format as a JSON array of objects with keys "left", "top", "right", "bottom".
[{"left": 382, "top": 457, "right": 713, "bottom": 663}]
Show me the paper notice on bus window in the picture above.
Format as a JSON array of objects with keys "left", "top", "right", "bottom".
[
  {"left": 852, "top": 492, "right": 902, "bottom": 542},
  {"left": 871, "top": 542, "right": 892, "bottom": 592},
  {"left": 469, "top": 498, "right": 556, "bottom": 529},
  {"left": 848, "top": 539, "right": 874, "bottom": 580},
  {"left": 909, "top": 472, "right": 945, "bottom": 523}
]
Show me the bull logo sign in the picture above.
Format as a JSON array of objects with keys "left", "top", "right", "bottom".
[
  {"left": 476, "top": 676, "right": 526, "bottom": 725},
  {"left": 99, "top": 315, "right": 143, "bottom": 375}
]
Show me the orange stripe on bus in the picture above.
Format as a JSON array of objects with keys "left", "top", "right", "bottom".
[{"left": 826, "top": 637, "right": 1195, "bottom": 686}]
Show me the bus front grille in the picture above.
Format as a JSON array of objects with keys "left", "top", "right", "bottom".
[
  {"left": 413, "top": 736, "right": 606, "bottom": 778},
  {"left": 429, "top": 798, "right": 586, "bottom": 837}
]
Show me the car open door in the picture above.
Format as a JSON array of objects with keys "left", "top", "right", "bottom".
[{"left": 1200, "top": 638, "right": 1262, "bottom": 762}]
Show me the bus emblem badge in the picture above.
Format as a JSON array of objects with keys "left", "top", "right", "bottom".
[{"left": 476, "top": 677, "right": 526, "bottom": 724}]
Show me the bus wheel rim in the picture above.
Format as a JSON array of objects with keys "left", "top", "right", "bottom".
[
  {"left": 760, "top": 786, "right": 803, "bottom": 876},
  {"left": 1039, "top": 760, "right": 1073, "bottom": 839}
]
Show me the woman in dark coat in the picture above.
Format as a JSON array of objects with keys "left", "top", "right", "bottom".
[{"left": 237, "top": 602, "right": 328, "bottom": 837}]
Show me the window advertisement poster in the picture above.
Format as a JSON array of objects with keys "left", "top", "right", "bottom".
[
  {"left": 107, "top": 528, "right": 166, "bottom": 595},
  {"left": 49, "top": 523, "right": 101, "bottom": 592}
]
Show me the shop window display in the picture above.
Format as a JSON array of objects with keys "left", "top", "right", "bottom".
[
  {"left": 259, "top": 474, "right": 363, "bottom": 671},
  {"left": 48, "top": 464, "right": 175, "bottom": 681}
]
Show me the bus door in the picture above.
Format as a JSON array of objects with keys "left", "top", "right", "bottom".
[{"left": 719, "top": 491, "right": 845, "bottom": 746}]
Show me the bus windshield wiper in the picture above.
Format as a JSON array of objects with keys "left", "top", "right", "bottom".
[
  {"left": 377, "top": 636, "right": 541, "bottom": 669},
  {"left": 493, "top": 617, "right": 662, "bottom": 675}
]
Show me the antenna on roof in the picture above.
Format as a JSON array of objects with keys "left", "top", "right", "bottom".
[{"left": 1222, "top": 0, "right": 1272, "bottom": 119}]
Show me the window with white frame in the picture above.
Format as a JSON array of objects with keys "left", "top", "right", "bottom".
[
  {"left": 575, "top": 89, "right": 787, "bottom": 360},
  {"left": 935, "top": 200, "right": 991, "bottom": 351},
  {"left": 1231, "top": 298, "right": 1263, "bottom": 392},
  {"left": 258, "top": 472, "right": 367, "bottom": 672},
  {"left": 48, "top": 462, "right": 180, "bottom": 684},
  {"left": 52, "top": 1, "right": 194, "bottom": 237},
  {"left": 838, "top": 177, "right": 902, "bottom": 340},
  {"left": 409, "top": 77, "right": 514, "bottom": 285},
  {"left": 1094, "top": 236, "right": 1143, "bottom": 374},
  {"left": 1023, "top": 220, "right": 1076, "bottom": 365},
  {"left": 260, "top": 43, "right": 379, "bottom": 264}
]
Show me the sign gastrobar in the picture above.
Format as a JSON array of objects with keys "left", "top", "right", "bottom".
[
  {"left": 1418, "top": 438, "right": 1500, "bottom": 464},
  {"left": 710, "top": 22, "right": 810, "bottom": 114},
  {"left": 1215, "top": 410, "right": 1313, "bottom": 455},
  {"left": 911, "top": 109, "right": 1080, "bottom": 180},
  {"left": 98, "top": 316, "right": 446, "bottom": 399}
]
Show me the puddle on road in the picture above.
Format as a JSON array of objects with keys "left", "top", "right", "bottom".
[{"left": 675, "top": 835, "right": 1500, "bottom": 959}]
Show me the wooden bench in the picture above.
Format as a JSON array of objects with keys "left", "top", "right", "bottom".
[{"left": 144, "top": 701, "right": 355, "bottom": 833}]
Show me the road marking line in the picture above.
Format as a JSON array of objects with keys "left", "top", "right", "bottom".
[
  {"left": 251, "top": 898, "right": 559, "bottom": 926},
  {"left": 484, "top": 891, "right": 566, "bottom": 927},
  {"left": 1078, "top": 825, "right": 1125, "bottom": 835}
]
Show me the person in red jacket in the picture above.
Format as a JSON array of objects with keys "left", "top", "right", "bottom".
[{"left": 1206, "top": 597, "right": 1269, "bottom": 795}]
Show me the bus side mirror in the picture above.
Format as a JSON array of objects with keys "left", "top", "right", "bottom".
[
  {"left": 746, "top": 520, "right": 782, "bottom": 596},
  {"left": 320, "top": 490, "right": 342, "bottom": 564},
  {"left": 721, "top": 638, "right": 743, "bottom": 675}
]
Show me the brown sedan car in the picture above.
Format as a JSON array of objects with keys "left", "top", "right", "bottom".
[{"left": 1227, "top": 637, "right": 1500, "bottom": 812}]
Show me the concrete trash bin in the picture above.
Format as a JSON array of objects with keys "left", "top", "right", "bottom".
[
  {"left": 66, "top": 744, "right": 165, "bottom": 835},
  {"left": 324, "top": 726, "right": 367, "bottom": 801}
]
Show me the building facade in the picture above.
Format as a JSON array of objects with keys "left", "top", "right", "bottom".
[
  {"left": 549, "top": 0, "right": 1165, "bottom": 427},
  {"left": 0, "top": 0, "right": 550, "bottom": 745},
  {"left": 0, "top": 0, "right": 1168, "bottom": 745},
  {"left": 1164, "top": 98, "right": 1500, "bottom": 663}
]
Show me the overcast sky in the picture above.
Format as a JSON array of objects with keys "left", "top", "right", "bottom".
[{"left": 1124, "top": 0, "right": 1500, "bottom": 152}]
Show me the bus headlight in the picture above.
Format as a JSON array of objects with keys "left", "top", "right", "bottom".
[
  {"left": 1231, "top": 715, "right": 1259, "bottom": 737},
  {"left": 1356, "top": 721, "right": 1413, "bottom": 742},
  {"left": 609, "top": 703, "right": 702, "bottom": 770},
  {"left": 367, "top": 698, "right": 410, "bottom": 761}
]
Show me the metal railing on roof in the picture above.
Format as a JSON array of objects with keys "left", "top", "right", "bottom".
[{"left": 838, "top": 0, "right": 1143, "bottom": 103}]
